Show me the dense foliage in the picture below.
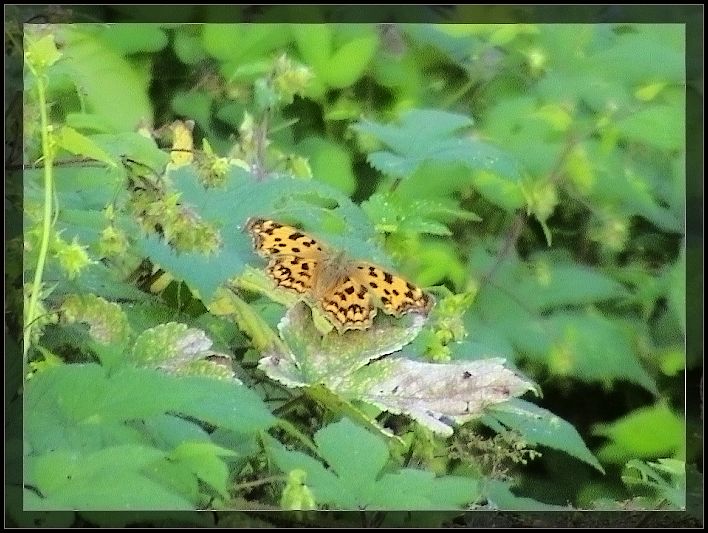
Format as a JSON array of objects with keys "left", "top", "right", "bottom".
[{"left": 7, "top": 11, "right": 697, "bottom": 527}]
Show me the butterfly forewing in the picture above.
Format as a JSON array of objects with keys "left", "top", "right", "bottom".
[
  {"left": 266, "top": 256, "right": 317, "bottom": 295},
  {"left": 247, "top": 218, "right": 324, "bottom": 259}
]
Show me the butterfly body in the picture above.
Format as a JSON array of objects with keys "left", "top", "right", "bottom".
[{"left": 246, "top": 218, "right": 431, "bottom": 332}]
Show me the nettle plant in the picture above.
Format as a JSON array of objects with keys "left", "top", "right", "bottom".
[{"left": 16, "top": 24, "right": 619, "bottom": 519}]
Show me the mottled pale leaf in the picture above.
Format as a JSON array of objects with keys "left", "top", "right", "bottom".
[
  {"left": 354, "top": 358, "right": 538, "bottom": 437},
  {"left": 129, "top": 322, "right": 237, "bottom": 381},
  {"left": 61, "top": 294, "right": 131, "bottom": 345},
  {"left": 260, "top": 303, "right": 534, "bottom": 437},
  {"left": 259, "top": 302, "right": 426, "bottom": 388}
]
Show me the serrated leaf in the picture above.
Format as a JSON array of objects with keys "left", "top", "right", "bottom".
[
  {"left": 25, "top": 364, "right": 275, "bottom": 449},
  {"left": 482, "top": 399, "right": 604, "bottom": 473},
  {"left": 353, "top": 108, "right": 522, "bottom": 181},
  {"left": 268, "top": 418, "right": 480, "bottom": 509},
  {"left": 129, "top": 323, "right": 211, "bottom": 368},
  {"left": 259, "top": 302, "right": 427, "bottom": 388},
  {"left": 362, "top": 191, "right": 479, "bottom": 237},
  {"left": 136, "top": 165, "right": 376, "bottom": 302},
  {"left": 623, "top": 459, "right": 685, "bottom": 509},
  {"left": 260, "top": 303, "right": 534, "bottom": 437},
  {"left": 61, "top": 293, "right": 131, "bottom": 345},
  {"left": 32, "top": 445, "right": 166, "bottom": 496},
  {"left": 28, "top": 469, "right": 193, "bottom": 510}
]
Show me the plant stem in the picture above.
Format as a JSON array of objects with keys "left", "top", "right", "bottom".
[{"left": 23, "top": 70, "right": 54, "bottom": 366}]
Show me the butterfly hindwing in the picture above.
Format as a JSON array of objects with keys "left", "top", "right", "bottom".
[
  {"left": 351, "top": 263, "right": 432, "bottom": 317},
  {"left": 321, "top": 276, "right": 377, "bottom": 332}
]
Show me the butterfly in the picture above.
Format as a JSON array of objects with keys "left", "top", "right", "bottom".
[{"left": 246, "top": 218, "right": 432, "bottom": 332}]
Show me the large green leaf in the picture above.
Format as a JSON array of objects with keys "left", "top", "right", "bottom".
[
  {"left": 353, "top": 108, "right": 522, "bottom": 181},
  {"left": 25, "top": 364, "right": 275, "bottom": 454},
  {"left": 136, "top": 165, "right": 380, "bottom": 301},
  {"left": 259, "top": 303, "right": 535, "bottom": 437},
  {"left": 57, "top": 27, "right": 153, "bottom": 132},
  {"left": 268, "top": 418, "right": 480, "bottom": 509}
]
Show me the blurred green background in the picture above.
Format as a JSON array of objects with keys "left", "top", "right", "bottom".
[{"left": 10, "top": 5, "right": 700, "bottom": 524}]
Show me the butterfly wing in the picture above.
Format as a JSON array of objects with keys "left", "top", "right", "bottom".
[
  {"left": 246, "top": 218, "right": 323, "bottom": 259},
  {"left": 351, "top": 263, "right": 432, "bottom": 317},
  {"left": 266, "top": 255, "right": 317, "bottom": 295},
  {"left": 320, "top": 276, "right": 377, "bottom": 332},
  {"left": 247, "top": 218, "right": 324, "bottom": 295}
]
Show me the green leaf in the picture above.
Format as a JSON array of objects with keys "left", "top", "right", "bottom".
[
  {"left": 29, "top": 469, "right": 193, "bottom": 510},
  {"left": 666, "top": 246, "right": 686, "bottom": 336},
  {"left": 323, "top": 26, "right": 379, "bottom": 88},
  {"left": 99, "top": 24, "right": 169, "bottom": 54},
  {"left": 55, "top": 126, "right": 118, "bottom": 167},
  {"left": 616, "top": 105, "right": 685, "bottom": 152},
  {"left": 59, "top": 27, "right": 153, "bottom": 132},
  {"left": 513, "top": 312, "right": 656, "bottom": 393},
  {"left": 25, "top": 33, "right": 62, "bottom": 71},
  {"left": 203, "top": 24, "right": 292, "bottom": 65},
  {"left": 268, "top": 418, "right": 480, "bottom": 509},
  {"left": 136, "top": 165, "right": 376, "bottom": 301},
  {"left": 593, "top": 401, "right": 685, "bottom": 463},
  {"left": 623, "top": 459, "right": 685, "bottom": 509},
  {"left": 27, "top": 443, "right": 200, "bottom": 510},
  {"left": 32, "top": 445, "right": 165, "bottom": 495},
  {"left": 64, "top": 113, "right": 116, "bottom": 134},
  {"left": 25, "top": 364, "right": 275, "bottom": 449},
  {"left": 353, "top": 108, "right": 522, "bottom": 181},
  {"left": 316, "top": 417, "right": 389, "bottom": 487},
  {"left": 170, "top": 442, "right": 237, "bottom": 499},
  {"left": 296, "top": 137, "right": 357, "bottom": 195},
  {"left": 483, "top": 399, "right": 604, "bottom": 473},
  {"left": 362, "top": 191, "right": 480, "bottom": 237},
  {"left": 260, "top": 303, "right": 535, "bottom": 437},
  {"left": 482, "top": 479, "right": 573, "bottom": 510},
  {"left": 517, "top": 256, "right": 630, "bottom": 311}
]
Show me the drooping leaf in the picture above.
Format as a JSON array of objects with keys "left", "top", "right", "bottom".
[{"left": 482, "top": 399, "right": 604, "bottom": 473}]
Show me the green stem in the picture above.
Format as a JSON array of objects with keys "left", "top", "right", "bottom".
[{"left": 23, "top": 70, "right": 55, "bottom": 365}]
